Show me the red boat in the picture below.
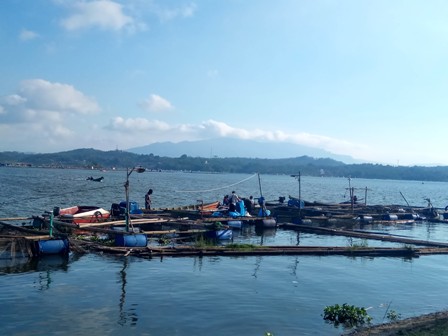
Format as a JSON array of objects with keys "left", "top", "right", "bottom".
[{"left": 56, "top": 205, "right": 111, "bottom": 224}]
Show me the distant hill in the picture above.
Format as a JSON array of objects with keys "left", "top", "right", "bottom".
[
  {"left": 127, "top": 138, "right": 360, "bottom": 164},
  {"left": 3, "top": 148, "right": 448, "bottom": 182}
]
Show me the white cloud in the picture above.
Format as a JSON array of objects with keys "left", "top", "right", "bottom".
[
  {"left": 196, "top": 120, "right": 367, "bottom": 156},
  {"left": 19, "top": 29, "right": 39, "bottom": 41},
  {"left": 60, "top": 0, "right": 139, "bottom": 32},
  {"left": 3, "top": 94, "right": 27, "bottom": 106},
  {"left": 19, "top": 79, "right": 101, "bottom": 115},
  {"left": 103, "top": 117, "right": 366, "bottom": 159},
  {"left": 0, "top": 79, "right": 100, "bottom": 124},
  {"left": 139, "top": 94, "right": 173, "bottom": 112},
  {"left": 151, "top": 2, "right": 197, "bottom": 21},
  {"left": 108, "top": 117, "right": 172, "bottom": 131}
]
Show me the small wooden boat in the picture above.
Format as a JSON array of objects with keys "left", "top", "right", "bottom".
[
  {"left": 150, "top": 200, "right": 222, "bottom": 218},
  {"left": 55, "top": 206, "right": 110, "bottom": 224},
  {"left": 86, "top": 176, "right": 104, "bottom": 182}
]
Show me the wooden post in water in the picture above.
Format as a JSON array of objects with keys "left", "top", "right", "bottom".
[
  {"left": 364, "top": 187, "right": 368, "bottom": 206},
  {"left": 351, "top": 187, "right": 355, "bottom": 212},
  {"left": 257, "top": 173, "right": 263, "bottom": 198},
  {"left": 298, "top": 171, "right": 302, "bottom": 217},
  {"left": 258, "top": 173, "right": 267, "bottom": 216}
]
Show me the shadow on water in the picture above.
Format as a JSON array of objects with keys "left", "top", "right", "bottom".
[{"left": 0, "top": 254, "right": 71, "bottom": 275}]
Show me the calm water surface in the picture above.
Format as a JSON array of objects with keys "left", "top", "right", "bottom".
[{"left": 1, "top": 167, "right": 448, "bottom": 335}]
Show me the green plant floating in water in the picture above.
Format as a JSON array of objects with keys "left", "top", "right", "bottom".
[{"left": 323, "top": 303, "right": 372, "bottom": 328}]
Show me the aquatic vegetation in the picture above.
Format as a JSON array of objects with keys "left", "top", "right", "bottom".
[
  {"left": 194, "top": 235, "right": 215, "bottom": 248},
  {"left": 386, "top": 309, "right": 402, "bottom": 322},
  {"left": 323, "top": 303, "right": 372, "bottom": 328}
]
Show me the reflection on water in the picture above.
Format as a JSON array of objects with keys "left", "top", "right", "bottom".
[
  {"left": 0, "top": 254, "right": 70, "bottom": 276},
  {"left": 288, "top": 256, "right": 300, "bottom": 278},
  {"left": 118, "top": 258, "right": 138, "bottom": 327},
  {"left": 252, "top": 255, "right": 263, "bottom": 278}
]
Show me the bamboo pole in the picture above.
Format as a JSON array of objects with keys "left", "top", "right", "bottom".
[
  {"left": 142, "top": 230, "right": 177, "bottom": 235},
  {"left": 78, "top": 217, "right": 170, "bottom": 228},
  {"left": 0, "top": 217, "right": 32, "bottom": 221}
]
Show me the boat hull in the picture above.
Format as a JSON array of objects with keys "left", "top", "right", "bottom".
[{"left": 57, "top": 206, "right": 111, "bottom": 224}]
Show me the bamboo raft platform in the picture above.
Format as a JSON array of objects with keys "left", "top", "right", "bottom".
[
  {"left": 3, "top": 203, "right": 448, "bottom": 260},
  {"left": 68, "top": 238, "right": 448, "bottom": 258}
]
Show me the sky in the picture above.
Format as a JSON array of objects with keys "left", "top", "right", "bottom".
[{"left": 1, "top": 0, "right": 448, "bottom": 166}]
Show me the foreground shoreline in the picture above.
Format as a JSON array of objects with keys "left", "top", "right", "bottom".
[{"left": 348, "top": 310, "right": 448, "bottom": 335}]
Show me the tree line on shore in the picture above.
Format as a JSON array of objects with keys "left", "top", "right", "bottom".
[{"left": 1, "top": 148, "right": 448, "bottom": 182}]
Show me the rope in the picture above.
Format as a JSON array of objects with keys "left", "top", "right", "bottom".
[{"left": 175, "top": 173, "right": 258, "bottom": 193}]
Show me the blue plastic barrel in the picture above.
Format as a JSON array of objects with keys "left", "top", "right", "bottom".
[
  {"left": 216, "top": 229, "right": 233, "bottom": 240},
  {"left": 115, "top": 234, "right": 147, "bottom": 247},
  {"left": 227, "top": 220, "right": 243, "bottom": 229},
  {"left": 36, "top": 239, "right": 69, "bottom": 255},
  {"left": 118, "top": 201, "right": 142, "bottom": 214},
  {"left": 382, "top": 214, "right": 398, "bottom": 221},
  {"left": 358, "top": 215, "right": 373, "bottom": 223},
  {"left": 206, "top": 229, "right": 233, "bottom": 240}
]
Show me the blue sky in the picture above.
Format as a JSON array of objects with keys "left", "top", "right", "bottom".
[{"left": 1, "top": 0, "right": 448, "bottom": 166}]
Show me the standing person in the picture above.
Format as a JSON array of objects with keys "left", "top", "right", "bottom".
[
  {"left": 222, "top": 195, "right": 230, "bottom": 207},
  {"left": 243, "top": 197, "right": 253, "bottom": 215},
  {"left": 249, "top": 195, "right": 255, "bottom": 209},
  {"left": 229, "top": 191, "right": 240, "bottom": 212},
  {"left": 145, "top": 189, "right": 153, "bottom": 210}
]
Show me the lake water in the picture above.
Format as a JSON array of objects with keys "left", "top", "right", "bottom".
[{"left": 1, "top": 167, "right": 448, "bottom": 335}]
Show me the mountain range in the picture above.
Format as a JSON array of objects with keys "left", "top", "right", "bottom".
[{"left": 128, "top": 138, "right": 360, "bottom": 164}]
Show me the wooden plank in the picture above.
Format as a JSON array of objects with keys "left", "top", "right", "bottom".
[
  {"left": 0, "top": 235, "right": 51, "bottom": 240},
  {"left": 78, "top": 217, "right": 170, "bottom": 228},
  {"left": 23, "top": 235, "right": 52, "bottom": 240},
  {"left": 0, "top": 217, "right": 31, "bottom": 221},
  {"left": 142, "top": 230, "right": 176, "bottom": 235}
]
